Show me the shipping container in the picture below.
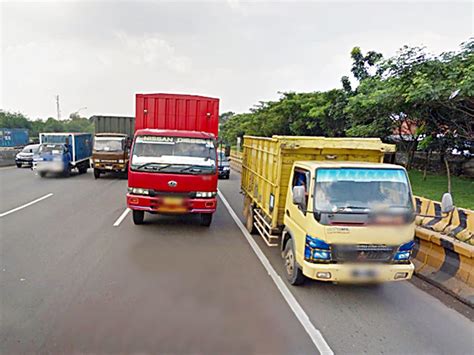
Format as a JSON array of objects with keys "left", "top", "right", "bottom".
[
  {"left": 92, "top": 116, "right": 135, "bottom": 137},
  {"left": 0, "top": 128, "right": 29, "bottom": 147},
  {"left": 135, "top": 93, "right": 219, "bottom": 137}
]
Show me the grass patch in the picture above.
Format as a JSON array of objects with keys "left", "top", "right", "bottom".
[{"left": 408, "top": 170, "right": 474, "bottom": 210}]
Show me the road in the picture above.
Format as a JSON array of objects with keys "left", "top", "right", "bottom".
[{"left": 0, "top": 166, "right": 473, "bottom": 354}]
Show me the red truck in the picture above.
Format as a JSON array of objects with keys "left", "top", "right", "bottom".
[{"left": 127, "top": 93, "right": 219, "bottom": 226}]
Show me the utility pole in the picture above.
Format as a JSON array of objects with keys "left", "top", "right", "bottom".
[{"left": 56, "top": 95, "right": 61, "bottom": 120}]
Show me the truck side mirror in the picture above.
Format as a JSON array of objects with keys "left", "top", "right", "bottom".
[
  {"left": 441, "top": 193, "right": 454, "bottom": 214},
  {"left": 292, "top": 186, "right": 305, "bottom": 207}
]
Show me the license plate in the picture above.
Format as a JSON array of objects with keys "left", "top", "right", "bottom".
[
  {"left": 163, "top": 197, "right": 184, "bottom": 206},
  {"left": 351, "top": 268, "right": 378, "bottom": 278},
  {"left": 157, "top": 206, "right": 187, "bottom": 213},
  {"left": 106, "top": 166, "right": 113, "bottom": 170}
]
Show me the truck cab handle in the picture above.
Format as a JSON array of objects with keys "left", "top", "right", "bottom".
[{"left": 286, "top": 209, "right": 290, "bottom": 217}]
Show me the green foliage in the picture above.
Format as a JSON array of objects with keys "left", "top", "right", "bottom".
[
  {"left": 409, "top": 170, "right": 474, "bottom": 210},
  {"left": 0, "top": 110, "right": 94, "bottom": 141},
  {"left": 220, "top": 38, "right": 473, "bottom": 158}
]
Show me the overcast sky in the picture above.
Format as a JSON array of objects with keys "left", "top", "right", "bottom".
[{"left": 1, "top": 1, "right": 472, "bottom": 120}]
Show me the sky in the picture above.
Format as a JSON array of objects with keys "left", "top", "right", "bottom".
[{"left": 1, "top": 0, "right": 473, "bottom": 120}]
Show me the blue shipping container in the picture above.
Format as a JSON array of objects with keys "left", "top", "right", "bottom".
[
  {"left": 39, "top": 133, "right": 93, "bottom": 163},
  {"left": 0, "top": 128, "right": 29, "bottom": 147}
]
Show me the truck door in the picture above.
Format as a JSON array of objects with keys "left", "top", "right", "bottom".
[{"left": 285, "top": 167, "right": 312, "bottom": 260}]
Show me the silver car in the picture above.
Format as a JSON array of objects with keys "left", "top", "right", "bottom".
[{"left": 15, "top": 144, "right": 40, "bottom": 168}]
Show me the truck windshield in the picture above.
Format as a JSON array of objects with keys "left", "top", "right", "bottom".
[
  {"left": 131, "top": 135, "right": 216, "bottom": 174},
  {"left": 314, "top": 168, "right": 412, "bottom": 213},
  {"left": 39, "top": 144, "right": 64, "bottom": 155},
  {"left": 94, "top": 137, "right": 124, "bottom": 152}
]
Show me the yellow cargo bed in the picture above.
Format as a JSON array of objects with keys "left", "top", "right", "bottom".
[{"left": 241, "top": 135, "right": 395, "bottom": 232}]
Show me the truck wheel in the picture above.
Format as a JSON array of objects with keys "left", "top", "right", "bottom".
[
  {"left": 78, "top": 164, "right": 88, "bottom": 174},
  {"left": 132, "top": 210, "right": 144, "bottom": 225},
  {"left": 63, "top": 165, "right": 71, "bottom": 177},
  {"left": 38, "top": 171, "right": 46, "bottom": 178},
  {"left": 94, "top": 169, "right": 101, "bottom": 179},
  {"left": 16, "top": 163, "right": 22, "bottom": 168},
  {"left": 245, "top": 206, "right": 257, "bottom": 234},
  {"left": 284, "top": 240, "right": 305, "bottom": 286},
  {"left": 200, "top": 213, "right": 213, "bottom": 227}
]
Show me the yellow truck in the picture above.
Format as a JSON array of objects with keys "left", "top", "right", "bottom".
[{"left": 241, "top": 135, "right": 419, "bottom": 285}]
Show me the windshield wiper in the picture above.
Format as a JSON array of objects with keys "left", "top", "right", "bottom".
[
  {"left": 179, "top": 165, "right": 207, "bottom": 173},
  {"left": 334, "top": 205, "right": 371, "bottom": 212},
  {"left": 135, "top": 163, "right": 171, "bottom": 171}
]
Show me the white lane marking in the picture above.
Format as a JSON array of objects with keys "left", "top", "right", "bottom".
[
  {"left": 113, "top": 208, "right": 130, "bottom": 227},
  {"left": 218, "top": 190, "right": 334, "bottom": 355},
  {"left": 0, "top": 193, "right": 54, "bottom": 218}
]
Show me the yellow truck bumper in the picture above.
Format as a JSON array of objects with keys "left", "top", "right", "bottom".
[{"left": 302, "top": 261, "right": 414, "bottom": 283}]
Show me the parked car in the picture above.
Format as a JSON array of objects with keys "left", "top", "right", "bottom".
[
  {"left": 15, "top": 144, "right": 40, "bottom": 167},
  {"left": 218, "top": 151, "right": 231, "bottom": 179}
]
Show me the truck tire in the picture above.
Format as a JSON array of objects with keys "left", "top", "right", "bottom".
[
  {"left": 132, "top": 210, "right": 144, "bottom": 225},
  {"left": 78, "top": 163, "right": 88, "bottom": 174},
  {"left": 245, "top": 206, "right": 257, "bottom": 234},
  {"left": 63, "top": 165, "right": 71, "bottom": 177},
  {"left": 38, "top": 171, "right": 46, "bottom": 178},
  {"left": 16, "top": 163, "right": 22, "bottom": 168},
  {"left": 94, "top": 169, "right": 101, "bottom": 179},
  {"left": 200, "top": 213, "right": 213, "bottom": 227},
  {"left": 284, "top": 239, "right": 305, "bottom": 286}
]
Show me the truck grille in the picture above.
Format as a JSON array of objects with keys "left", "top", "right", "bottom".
[
  {"left": 332, "top": 244, "right": 395, "bottom": 263},
  {"left": 148, "top": 190, "right": 195, "bottom": 198}
]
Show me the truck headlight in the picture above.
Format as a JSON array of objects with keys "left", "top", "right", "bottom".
[
  {"left": 304, "top": 235, "right": 331, "bottom": 262},
  {"left": 196, "top": 191, "right": 217, "bottom": 198},
  {"left": 393, "top": 240, "right": 414, "bottom": 262},
  {"left": 223, "top": 166, "right": 230, "bottom": 171},
  {"left": 94, "top": 159, "right": 100, "bottom": 163},
  {"left": 118, "top": 159, "right": 124, "bottom": 163},
  {"left": 128, "top": 187, "right": 150, "bottom": 195}
]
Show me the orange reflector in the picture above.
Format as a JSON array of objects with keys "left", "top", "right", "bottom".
[
  {"left": 205, "top": 201, "right": 215, "bottom": 208},
  {"left": 129, "top": 197, "right": 139, "bottom": 204}
]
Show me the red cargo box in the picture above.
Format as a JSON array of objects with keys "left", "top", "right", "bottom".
[{"left": 135, "top": 93, "right": 219, "bottom": 137}]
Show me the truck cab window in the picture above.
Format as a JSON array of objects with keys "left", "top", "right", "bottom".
[{"left": 292, "top": 168, "right": 310, "bottom": 213}]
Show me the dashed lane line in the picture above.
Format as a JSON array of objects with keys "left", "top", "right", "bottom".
[{"left": 0, "top": 193, "right": 54, "bottom": 218}]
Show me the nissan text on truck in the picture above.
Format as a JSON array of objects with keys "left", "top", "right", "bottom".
[
  {"left": 91, "top": 116, "right": 135, "bottom": 179},
  {"left": 241, "top": 135, "right": 454, "bottom": 285},
  {"left": 127, "top": 93, "right": 219, "bottom": 226},
  {"left": 34, "top": 133, "right": 92, "bottom": 177}
]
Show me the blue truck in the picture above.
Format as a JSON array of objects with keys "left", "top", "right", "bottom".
[{"left": 35, "top": 133, "right": 93, "bottom": 177}]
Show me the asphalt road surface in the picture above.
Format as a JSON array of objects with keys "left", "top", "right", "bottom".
[{"left": 1, "top": 166, "right": 473, "bottom": 354}]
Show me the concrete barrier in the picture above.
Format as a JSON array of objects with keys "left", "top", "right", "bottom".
[
  {"left": 230, "top": 150, "right": 474, "bottom": 305},
  {"left": 0, "top": 147, "right": 21, "bottom": 167}
]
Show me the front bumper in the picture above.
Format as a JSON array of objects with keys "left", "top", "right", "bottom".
[
  {"left": 94, "top": 162, "right": 126, "bottom": 172},
  {"left": 15, "top": 158, "right": 33, "bottom": 165},
  {"left": 302, "top": 261, "right": 414, "bottom": 283},
  {"left": 35, "top": 161, "right": 65, "bottom": 173},
  {"left": 218, "top": 169, "right": 230, "bottom": 177},
  {"left": 126, "top": 193, "right": 217, "bottom": 214}
]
